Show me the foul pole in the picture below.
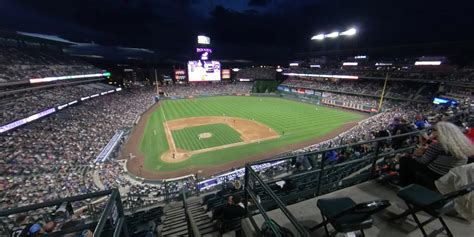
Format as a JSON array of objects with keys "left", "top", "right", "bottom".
[{"left": 378, "top": 73, "right": 389, "bottom": 112}]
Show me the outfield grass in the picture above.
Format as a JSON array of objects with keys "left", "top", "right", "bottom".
[
  {"left": 172, "top": 123, "right": 242, "bottom": 151},
  {"left": 139, "top": 96, "right": 365, "bottom": 172}
]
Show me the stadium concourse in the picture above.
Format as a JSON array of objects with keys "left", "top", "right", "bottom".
[{"left": 0, "top": 41, "right": 473, "bottom": 235}]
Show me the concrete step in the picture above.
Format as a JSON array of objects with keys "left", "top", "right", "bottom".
[{"left": 161, "top": 221, "right": 188, "bottom": 233}]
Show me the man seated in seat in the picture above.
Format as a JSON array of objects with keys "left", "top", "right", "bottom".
[
  {"left": 214, "top": 195, "right": 245, "bottom": 219},
  {"left": 221, "top": 195, "right": 246, "bottom": 220},
  {"left": 214, "top": 195, "right": 246, "bottom": 235}
]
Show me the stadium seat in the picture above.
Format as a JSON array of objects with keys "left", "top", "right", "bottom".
[
  {"left": 394, "top": 183, "right": 474, "bottom": 237},
  {"left": 312, "top": 198, "right": 390, "bottom": 236}
]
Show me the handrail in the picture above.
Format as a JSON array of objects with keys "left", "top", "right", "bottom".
[
  {"left": 0, "top": 189, "right": 113, "bottom": 216},
  {"left": 94, "top": 189, "right": 127, "bottom": 237},
  {"left": 249, "top": 129, "right": 423, "bottom": 166},
  {"left": 244, "top": 167, "right": 283, "bottom": 237},
  {"left": 244, "top": 186, "right": 282, "bottom": 237},
  {"left": 182, "top": 189, "right": 201, "bottom": 237},
  {"left": 243, "top": 131, "right": 421, "bottom": 236},
  {"left": 245, "top": 164, "right": 310, "bottom": 236},
  {"left": 0, "top": 189, "right": 128, "bottom": 237},
  {"left": 186, "top": 208, "right": 201, "bottom": 237}
]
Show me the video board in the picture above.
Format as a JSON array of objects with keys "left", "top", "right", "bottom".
[{"left": 187, "top": 60, "right": 221, "bottom": 81}]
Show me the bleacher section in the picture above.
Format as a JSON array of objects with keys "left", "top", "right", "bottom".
[{"left": 0, "top": 44, "right": 102, "bottom": 82}]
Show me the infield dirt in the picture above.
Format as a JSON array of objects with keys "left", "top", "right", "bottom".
[{"left": 161, "top": 116, "right": 279, "bottom": 163}]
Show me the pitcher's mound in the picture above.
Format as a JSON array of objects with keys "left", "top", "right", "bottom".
[{"left": 198, "top": 132, "right": 213, "bottom": 139}]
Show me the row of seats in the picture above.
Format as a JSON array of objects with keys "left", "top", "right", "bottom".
[{"left": 125, "top": 207, "right": 163, "bottom": 235}]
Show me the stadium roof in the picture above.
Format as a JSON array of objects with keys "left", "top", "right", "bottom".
[{"left": 0, "top": 0, "right": 473, "bottom": 63}]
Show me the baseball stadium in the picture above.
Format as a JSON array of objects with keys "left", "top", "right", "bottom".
[
  {"left": 1, "top": 1, "right": 474, "bottom": 237},
  {"left": 124, "top": 96, "right": 365, "bottom": 178}
]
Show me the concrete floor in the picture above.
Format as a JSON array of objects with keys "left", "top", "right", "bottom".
[{"left": 249, "top": 180, "right": 474, "bottom": 237}]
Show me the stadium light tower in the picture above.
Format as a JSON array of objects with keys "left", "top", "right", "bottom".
[{"left": 311, "top": 27, "right": 357, "bottom": 41}]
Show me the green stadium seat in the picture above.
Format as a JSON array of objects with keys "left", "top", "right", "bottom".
[
  {"left": 313, "top": 198, "right": 390, "bottom": 236},
  {"left": 393, "top": 183, "right": 474, "bottom": 237}
]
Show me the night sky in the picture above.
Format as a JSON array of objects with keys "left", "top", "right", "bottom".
[{"left": 0, "top": 0, "right": 473, "bottom": 63}]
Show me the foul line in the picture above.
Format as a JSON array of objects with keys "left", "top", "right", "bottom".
[{"left": 160, "top": 105, "right": 176, "bottom": 152}]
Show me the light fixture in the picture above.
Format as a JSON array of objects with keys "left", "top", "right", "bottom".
[
  {"left": 311, "top": 34, "right": 325, "bottom": 40},
  {"left": 325, "top": 32, "right": 339, "bottom": 38},
  {"left": 340, "top": 28, "right": 357, "bottom": 36}
]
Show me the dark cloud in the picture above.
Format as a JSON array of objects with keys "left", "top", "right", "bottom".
[{"left": 0, "top": 0, "right": 472, "bottom": 63}]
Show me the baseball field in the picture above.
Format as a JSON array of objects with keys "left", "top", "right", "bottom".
[{"left": 123, "top": 96, "right": 366, "bottom": 178}]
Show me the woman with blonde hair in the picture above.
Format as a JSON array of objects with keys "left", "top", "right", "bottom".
[{"left": 399, "top": 121, "right": 474, "bottom": 187}]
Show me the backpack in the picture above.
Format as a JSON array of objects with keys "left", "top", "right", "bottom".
[{"left": 261, "top": 219, "right": 294, "bottom": 237}]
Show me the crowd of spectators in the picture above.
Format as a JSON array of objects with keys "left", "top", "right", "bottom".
[
  {"left": 281, "top": 77, "right": 434, "bottom": 101},
  {"left": 162, "top": 82, "right": 252, "bottom": 97},
  {"left": 286, "top": 66, "right": 474, "bottom": 83},
  {"left": 0, "top": 86, "right": 157, "bottom": 210},
  {"left": 0, "top": 83, "right": 116, "bottom": 125},
  {"left": 294, "top": 103, "right": 431, "bottom": 153},
  {"left": 0, "top": 46, "right": 103, "bottom": 82},
  {"left": 444, "top": 85, "right": 474, "bottom": 100}
]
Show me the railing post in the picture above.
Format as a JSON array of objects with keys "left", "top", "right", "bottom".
[
  {"left": 316, "top": 152, "right": 326, "bottom": 196},
  {"left": 370, "top": 141, "right": 380, "bottom": 178},
  {"left": 115, "top": 191, "right": 129, "bottom": 237},
  {"left": 164, "top": 181, "right": 169, "bottom": 203},
  {"left": 244, "top": 165, "right": 249, "bottom": 213}
]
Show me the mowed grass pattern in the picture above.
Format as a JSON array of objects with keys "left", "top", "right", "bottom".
[
  {"left": 140, "top": 96, "right": 365, "bottom": 172},
  {"left": 172, "top": 124, "right": 242, "bottom": 151}
]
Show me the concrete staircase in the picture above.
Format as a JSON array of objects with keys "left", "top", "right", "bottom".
[
  {"left": 160, "top": 202, "right": 188, "bottom": 236},
  {"left": 187, "top": 199, "right": 218, "bottom": 236},
  {"left": 160, "top": 198, "right": 219, "bottom": 237}
]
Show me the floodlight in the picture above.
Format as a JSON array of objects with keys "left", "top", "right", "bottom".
[
  {"left": 340, "top": 28, "right": 357, "bottom": 36},
  {"left": 375, "top": 63, "right": 392, "bottom": 66},
  {"left": 232, "top": 68, "right": 240, "bottom": 72},
  {"left": 414, "top": 61, "right": 442, "bottom": 66},
  {"left": 283, "top": 72, "right": 358, "bottom": 80},
  {"left": 289, "top": 63, "right": 299, "bottom": 67},
  {"left": 311, "top": 34, "right": 325, "bottom": 40},
  {"left": 325, "top": 32, "right": 339, "bottom": 38},
  {"left": 343, "top": 62, "right": 358, "bottom": 66},
  {"left": 276, "top": 68, "right": 283, "bottom": 72}
]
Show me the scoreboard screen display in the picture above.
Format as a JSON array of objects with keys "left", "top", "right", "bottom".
[
  {"left": 174, "top": 69, "right": 186, "bottom": 81},
  {"left": 222, "top": 69, "right": 231, "bottom": 79},
  {"left": 187, "top": 60, "right": 221, "bottom": 81}
]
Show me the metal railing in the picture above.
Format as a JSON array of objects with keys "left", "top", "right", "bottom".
[
  {"left": 0, "top": 189, "right": 128, "bottom": 237},
  {"left": 243, "top": 130, "right": 423, "bottom": 236},
  {"left": 245, "top": 165, "right": 310, "bottom": 236}
]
